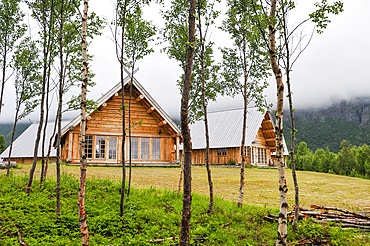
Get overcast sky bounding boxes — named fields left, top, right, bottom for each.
left=0, top=0, right=369, bottom=123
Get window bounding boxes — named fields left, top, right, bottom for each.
left=85, top=135, right=93, bottom=158
left=251, top=148, right=254, bottom=163
left=258, top=148, right=261, bottom=163
left=95, top=136, right=106, bottom=159
left=263, top=149, right=267, bottom=164
left=152, top=138, right=160, bottom=159
left=217, top=148, right=227, bottom=156
left=109, top=137, right=117, bottom=159
left=131, top=137, right=138, bottom=159
left=141, top=138, right=149, bottom=159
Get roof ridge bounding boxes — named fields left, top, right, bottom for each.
left=208, top=106, right=258, bottom=114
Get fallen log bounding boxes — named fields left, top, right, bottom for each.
left=311, top=205, right=370, bottom=221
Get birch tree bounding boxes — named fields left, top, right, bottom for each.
left=220, top=0, right=270, bottom=208
left=0, top=0, right=26, bottom=115
left=79, top=0, right=90, bottom=244
left=122, top=5, right=155, bottom=197
left=25, top=0, right=54, bottom=194
left=162, top=0, right=220, bottom=214
left=179, top=0, right=196, bottom=243
left=7, top=38, right=41, bottom=177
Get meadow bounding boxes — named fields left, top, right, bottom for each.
left=1, top=164, right=370, bottom=245
left=3, top=163, right=369, bottom=212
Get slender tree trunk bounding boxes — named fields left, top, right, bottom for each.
left=119, top=0, right=128, bottom=218
left=179, top=0, right=196, bottom=244
left=44, top=114, right=58, bottom=180
left=41, top=0, right=55, bottom=183
left=119, top=25, right=126, bottom=216
left=79, top=0, right=90, bottom=244
left=177, top=159, right=184, bottom=193
left=238, top=36, right=248, bottom=208
left=0, top=31, right=8, bottom=115
left=269, top=1, right=288, bottom=245
left=282, top=9, right=299, bottom=232
left=56, top=0, right=64, bottom=217
left=197, top=4, right=213, bottom=213
left=40, top=69, right=50, bottom=183
left=7, top=96, right=22, bottom=176
left=127, top=70, right=133, bottom=197
left=26, top=0, right=51, bottom=194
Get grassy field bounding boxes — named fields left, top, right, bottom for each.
left=3, top=163, right=369, bottom=212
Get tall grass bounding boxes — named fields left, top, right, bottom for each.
left=0, top=172, right=368, bottom=245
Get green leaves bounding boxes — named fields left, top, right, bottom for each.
left=12, top=37, right=41, bottom=120
left=309, top=0, right=344, bottom=34
left=123, top=5, right=156, bottom=69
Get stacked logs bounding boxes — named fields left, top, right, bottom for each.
left=263, top=205, right=370, bottom=230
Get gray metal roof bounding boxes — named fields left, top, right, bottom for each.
left=189, top=107, right=289, bottom=155
left=0, top=121, right=69, bottom=159
left=190, top=107, right=265, bottom=149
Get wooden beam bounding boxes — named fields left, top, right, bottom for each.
left=147, top=107, right=154, bottom=114
left=262, top=120, right=272, bottom=124
left=135, top=95, right=144, bottom=102
left=262, top=129, right=274, bottom=134
left=158, top=120, right=167, bottom=127
left=265, top=138, right=276, bottom=142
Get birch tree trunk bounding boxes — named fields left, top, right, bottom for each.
left=118, top=0, right=129, bottom=217
left=127, top=72, right=133, bottom=197
left=282, top=8, right=299, bottom=231
left=56, top=0, right=64, bottom=217
left=120, top=24, right=126, bottom=217
left=238, top=36, right=248, bottom=208
left=7, top=95, right=22, bottom=176
left=0, top=30, right=7, bottom=115
left=179, top=0, right=196, bottom=244
left=79, top=0, right=89, bottom=244
left=197, top=2, right=213, bottom=214
left=269, top=0, right=288, bottom=244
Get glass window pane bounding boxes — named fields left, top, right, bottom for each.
left=152, top=138, right=160, bottom=159
left=141, top=138, right=149, bottom=159
left=95, top=136, right=106, bottom=159
left=85, top=135, right=93, bottom=158
left=131, top=137, right=138, bottom=159
left=109, top=137, right=117, bottom=159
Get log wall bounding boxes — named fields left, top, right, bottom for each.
left=61, top=85, right=178, bottom=165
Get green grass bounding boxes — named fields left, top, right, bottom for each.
left=3, top=164, right=370, bottom=212
left=0, top=173, right=369, bottom=245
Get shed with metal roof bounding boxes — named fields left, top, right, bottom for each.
left=187, top=107, right=288, bottom=167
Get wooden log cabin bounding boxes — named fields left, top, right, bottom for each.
left=60, top=77, right=181, bottom=166
left=185, top=108, right=288, bottom=167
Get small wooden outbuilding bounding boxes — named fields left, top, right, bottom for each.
left=184, top=108, right=288, bottom=167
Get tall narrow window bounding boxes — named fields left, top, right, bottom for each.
left=141, top=138, right=149, bottom=159
left=251, top=148, right=254, bottom=163
left=95, top=136, right=106, bottom=159
left=258, top=148, right=261, bottom=163
left=109, top=137, right=117, bottom=159
left=85, top=135, right=93, bottom=158
left=131, top=137, right=138, bottom=159
left=152, top=138, right=160, bottom=159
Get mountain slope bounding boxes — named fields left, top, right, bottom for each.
left=283, top=97, right=370, bottom=153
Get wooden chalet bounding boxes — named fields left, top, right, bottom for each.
left=184, top=108, right=288, bottom=167
left=1, top=76, right=182, bottom=166
left=60, top=77, right=181, bottom=166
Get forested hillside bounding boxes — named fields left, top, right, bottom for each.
left=284, top=97, right=370, bottom=152
left=0, top=122, right=31, bottom=147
